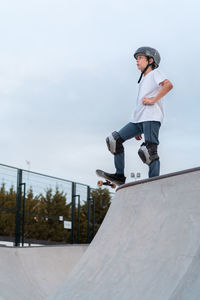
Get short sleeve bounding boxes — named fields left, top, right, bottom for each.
left=153, top=69, right=166, bottom=86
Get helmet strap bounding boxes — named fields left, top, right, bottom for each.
left=138, top=62, right=153, bottom=84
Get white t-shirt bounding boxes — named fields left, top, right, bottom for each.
left=132, top=69, right=166, bottom=124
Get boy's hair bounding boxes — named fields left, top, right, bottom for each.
left=140, top=55, right=156, bottom=70
left=152, top=63, right=156, bottom=70
left=147, top=57, right=156, bottom=70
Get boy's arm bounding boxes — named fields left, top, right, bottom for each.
left=142, top=79, right=173, bottom=105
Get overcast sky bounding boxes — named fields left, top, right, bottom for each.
left=0, top=0, right=199, bottom=188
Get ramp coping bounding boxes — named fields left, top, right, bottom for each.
left=117, top=166, right=200, bottom=192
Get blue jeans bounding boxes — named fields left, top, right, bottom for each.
left=114, top=121, right=161, bottom=178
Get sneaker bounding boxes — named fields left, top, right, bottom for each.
left=104, top=172, right=126, bottom=185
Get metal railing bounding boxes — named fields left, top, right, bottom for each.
left=0, top=163, right=112, bottom=247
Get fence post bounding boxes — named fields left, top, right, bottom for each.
left=87, top=186, right=91, bottom=243
left=21, top=182, right=26, bottom=247
left=71, top=182, right=76, bottom=244
left=77, top=195, right=80, bottom=244
left=15, top=169, right=22, bottom=247
left=92, top=197, right=95, bottom=239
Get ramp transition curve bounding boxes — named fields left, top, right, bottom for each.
left=46, top=167, right=200, bottom=300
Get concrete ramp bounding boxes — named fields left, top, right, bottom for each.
left=0, top=245, right=87, bottom=300
left=46, top=167, right=200, bottom=300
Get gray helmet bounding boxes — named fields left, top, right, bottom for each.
left=134, top=46, right=161, bottom=68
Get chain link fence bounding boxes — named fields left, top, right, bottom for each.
left=0, top=163, right=113, bottom=247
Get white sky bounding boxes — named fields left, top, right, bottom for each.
left=0, top=0, right=199, bottom=187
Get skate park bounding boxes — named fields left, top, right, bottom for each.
left=1, top=166, right=200, bottom=300
left=1, top=0, right=200, bottom=299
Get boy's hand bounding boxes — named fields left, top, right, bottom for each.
left=142, top=97, right=155, bottom=105
left=142, top=80, right=173, bottom=106
left=135, top=135, right=142, bottom=140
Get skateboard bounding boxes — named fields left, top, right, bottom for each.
left=96, top=169, right=117, bottom=189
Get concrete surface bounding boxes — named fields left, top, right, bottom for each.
left=1, top=168, right=200, bottom=300
left=0, top=245, right=88, bottom=300
left=45, top=168, right=200, bottom=300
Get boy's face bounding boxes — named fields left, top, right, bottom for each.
left=136, top=54, right=149, bottom=71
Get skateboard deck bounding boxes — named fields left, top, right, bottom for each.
left=96, top=169, right=118, bottom=189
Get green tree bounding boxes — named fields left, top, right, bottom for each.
left=0, top=184, right=16, bottom=237
left=35, top=187, right=71, bottom=242
left=91, top=187, right=111, bottom=232
left=78, top=187, right=111, bottom=243
left=0, top=183, right=112, bottom=245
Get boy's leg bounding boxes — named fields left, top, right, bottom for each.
left=142, top=121, right=161, bottom=178
left=112, top=122, right=141, bottom=174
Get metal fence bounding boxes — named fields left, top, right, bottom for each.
left=0, top=163, right=112, bottom=247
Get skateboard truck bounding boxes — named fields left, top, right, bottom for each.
left=97, top=179, right=116, bottom=189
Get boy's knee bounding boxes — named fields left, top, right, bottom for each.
left=138, top=142, right=159, bottom=165
left=106, top=131, right=124, bottom=155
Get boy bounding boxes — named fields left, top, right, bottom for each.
left=105, top=46, right=173, bottom=185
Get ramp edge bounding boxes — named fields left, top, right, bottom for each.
left=117, top=166, right=200, bottom=192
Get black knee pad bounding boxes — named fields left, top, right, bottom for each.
left=106, top=131, right=124, bottom=154
left=138, top=142, right=159, bottom=165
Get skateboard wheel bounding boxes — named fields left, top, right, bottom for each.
left=111, top=184, right=116, bottom=189
left=97, top=180, right=103, bottom=187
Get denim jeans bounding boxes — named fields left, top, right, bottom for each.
left=114, top=121, right=161, bottom=178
